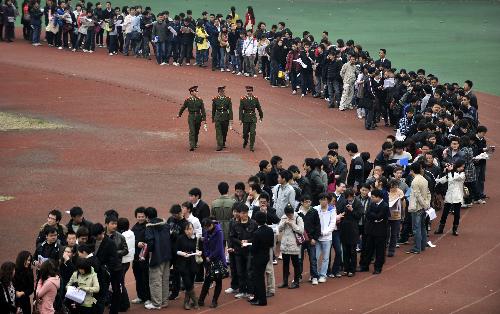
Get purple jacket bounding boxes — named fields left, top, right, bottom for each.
left=203, top=223, right=226, bottom=266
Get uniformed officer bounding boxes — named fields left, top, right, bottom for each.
left=239, top=86, right=263, bottom=152
left=178, top=86, right=207, bottom=151
left=212, top=86, right=233, bottom=151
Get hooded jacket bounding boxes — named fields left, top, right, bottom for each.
left=145, top=218, right=172, bottom=267
left=36, top=276, right=61, bottom=314
left=66, top=268, right=99, bottom=307
left=202, top=223, right=226, bottom=265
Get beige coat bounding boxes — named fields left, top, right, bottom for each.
left=408, top=174, right=431, bottom=212
left=278, top=212, right=304, bottom=255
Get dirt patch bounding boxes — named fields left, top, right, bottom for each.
left=0, top=112, right=68, bottom=131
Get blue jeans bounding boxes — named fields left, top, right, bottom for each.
left=315, top=240, right=331, bottom=278
left=196, top=49, right=208, bottom=65
left=32, top=24, right=41, bottom=43
left=411, top=211, right=427, bottom=252
left=328, top=230, right=342, bottom=275
left=300, top=241, right=319, bottom=279
left=155, top=42, right=165, bottom=64
left=229, top=53, right=239, bottom=71
left=219, top=47, right=227, bottom=69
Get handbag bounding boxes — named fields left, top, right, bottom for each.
left=65, top=286, right=86, bottom=304
left=195, top=36, right=204, bottom=44
left=195, top=238, right=203, bottom=264
left=463, top=186, right=470, bottom=198
left=293, top=216, right=308, bottom=245
left=278, top=70, right=285, bottom=79
left=32, top=297, right=41, bottom=314
left=208, top=260, right=229, bottom=281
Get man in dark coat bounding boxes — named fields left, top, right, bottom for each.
left=339, top=189, right=363, bottom=276
left=189, top=188, right=211, bottom=221
left=250, top=212, right=274, bottom=306
left=66, top=206, right=93, bottom=233
left=144, top=207, right=172, bottom=309
left=91, top=223, right=122, bottom=314
left=346, top=143, right=365, bottom=191
left=358, top=189, right=389, bottom=274
left=131, top=207, right=150, bottom=304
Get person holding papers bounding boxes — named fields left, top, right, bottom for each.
left=277, top=205, right=304, bottom=289
left=387, top=179, right=406, bottom=257
left=175, top=222, right=202, bottom=310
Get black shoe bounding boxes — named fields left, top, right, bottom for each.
left=209, top=301, right=217, bottom=308
left=250, top=301, right=267, bottom=306
left=347, top=272, right=355, bottom=277
left=357, top=267, right=369, bottom=272
left=250, top=147, right=255, bottom=152
left=169, top=294, right=179, bottom=300
left=266, top=292, right=274, bottom=297
left=278, top=282, right=288, bottom=288
left=288, top=282, right=299, bottom=289
left=373, top=269, right=382, bottom=275
left=216, top=147, right=222, bottom=151
left=387, top=252, right=394, bottom=257
left=243, top=142, right=247, bottom=148
left=189, top=147, right=195, bottom=151
left=197, top=300, right=204, bottom=306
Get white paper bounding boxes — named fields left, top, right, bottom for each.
left=65, top=286, right=86, bottom=304
left=242, top=242, right=253, bottom=247
left=473, top=152, right=489, bottom=160
left=426, top=208, right=437, bottom=220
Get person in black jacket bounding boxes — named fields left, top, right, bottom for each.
left=33, top=226, right=63, bottom=275
left=189, top=187, right=210, bottom=282
left=35, top=210, right=67, bottom=246
left=304, top=158, right=325, bottom=206
left=230, top=203, right=258, bottom=299
left=323, top=50, right=343, bottom=108
left=299, top=42, right=314, bottom=97
left=0, top=261, right=17, bottom=314
left=296, top=194, right=321, bottom=284
left=358, top=189, right=389, bottom=274
left=314, top=44, right=326, bottom=98
left=144, top=207, right=172, bottom=310
left=339, top=189, right=363, bottom=276
left=91, top=223, right=121, bottom=314
left=346, top=143, right=365, bottom=192
left=175, top=222, right=201, bottom=310
left=166, top=204, right=188, bottom=300
left=131, top=207, right=150, bottom=304
left=66, top=206, right=93, bottom=234
left=13, top=251, right=34, bottom=314
left=249, top=212, right=274, bottom=306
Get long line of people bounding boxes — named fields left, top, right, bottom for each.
left=1, top=124, right=493, bottom=313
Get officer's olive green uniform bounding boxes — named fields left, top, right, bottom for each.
left=212, top=95, right=233, bottom=149
left=179, top=96, right=206, bottom=149
left=239, top=95, right=263, bottom=150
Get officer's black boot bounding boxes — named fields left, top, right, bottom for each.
left=434, top=223, right=445, bottom=234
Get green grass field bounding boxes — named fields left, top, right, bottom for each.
left=75, top=0, right=500, bottom=95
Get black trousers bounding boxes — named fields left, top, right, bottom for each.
left=198, top=264, right=222, bottom=304
left=360, top=235, right=386, bottom=271
left=229, top=252, right=239, bottom=289
left=180, top=268, right=196, bottom=292
left=440, top=202, right=461, bottom=227
left=119, top=263, right=130, bottom=311
left=342, top=243, right=357, bottom=273
left=170, top=264, right=181, bottom=297
left=235, top=254, right=252, bottom=294
left=132, top=259, right=150, bottom=301
left=282, top=254, right=300, bottom=282
left=195, top=261, right=205, bottom=282
left=252, top=256, right=268, bottom=304
left=109, top=270, right=121, bottom=314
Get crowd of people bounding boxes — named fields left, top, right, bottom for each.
left=0, top=0, right=495, bottom=313
left=0, top=128, right=493, bottom=313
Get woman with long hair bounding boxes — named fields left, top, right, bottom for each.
left=36, top=260, right=60, bottom=314
left=198, top=218, right=226, bottom=308
left=175, top=222, right=201, bottom=310
left=244, top=6, right=255, bottom=32
left=0, top=261, right=18, bottom=313
left=218, top=24, right=229, bottom=71
left=14, top=251, right=34, bottom=314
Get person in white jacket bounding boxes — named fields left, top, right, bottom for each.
left=242, top=29, right=257, bottom=77
left=434, top=160, right=466, bottom=236
left=314, top=193, right=336, bottom=282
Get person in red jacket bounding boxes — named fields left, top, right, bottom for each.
left=244, top=6, right=255, bottom=32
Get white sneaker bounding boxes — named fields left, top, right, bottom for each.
left=278, top=254, right=283, bottom=260
left=232, top=71, right=236, bottom=74
left=89, top=50, right=94, bottom=53
left=253, top=74, right=257, bottom=78
left=234, top=292, right=247, bottom=299
left=109, top=53, right=113, bottom=56
left=58, top=46, right=63, bottom=50
left=272, top=259, right=278, bottom=265
left=131, top=298, right=143, bottom=304
left=160, top=62, right=166, bottom=66
left=318, top=277, right=327, bottom=283
left=225, top=287, right=237, bottom=294
left=144, top=303, right=161, bottom=310
left=186, top=63, right=190, bottom=66
left=312, top=278, right=319, bottom=285
left=358, top=115, right=363, bottom=119
left=292, top=90, right=297, bottom=95
left=226, top=69, right=231, bottom=72
left=82, top=49, right=88, bottom=52
left=144, top=300, right=152, bottom=306
left=237, top=72, right=242, bottom=76
left=221, top=68, right=225, bottom=72
left=244, top=73, right=249, bottom=77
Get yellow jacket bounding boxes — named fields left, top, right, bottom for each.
left=196, top=27, right=209, bottom=50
